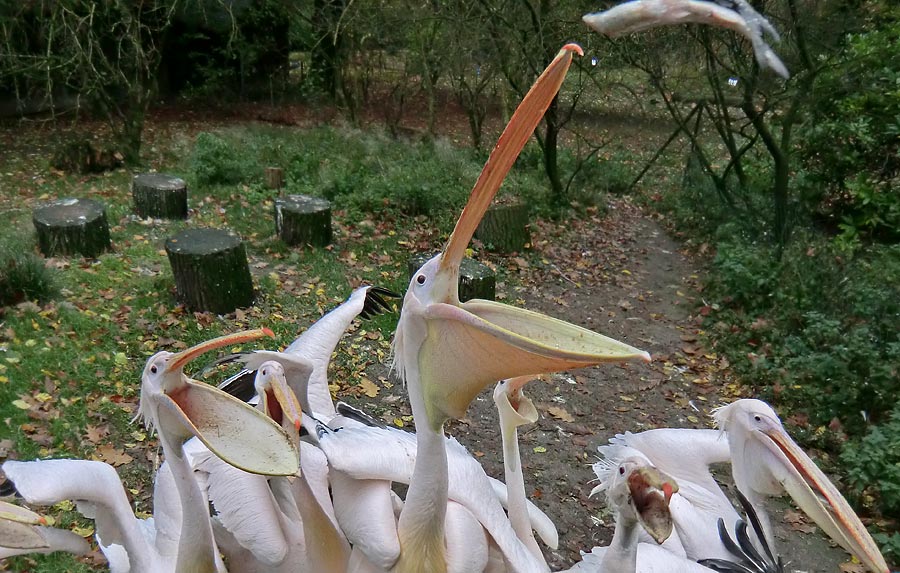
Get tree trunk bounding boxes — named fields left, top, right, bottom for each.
left=543, top=96, right=564, bottom=206
left=132, top=173, right=188, bottom=219
left=475, top=199, right=530, bottom=253
left=165, top=228, right=254, bottom=314
left=32, top=198, right=111, bottom=259
left=274, top=195, right=333, bottom=247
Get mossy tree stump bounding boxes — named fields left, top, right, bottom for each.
left=165, top=228, right=254, bottom=314
left=408, top=253, right=495, bottom=302
left=132, top=173, right=188, bottom=219
left=32, top=198, right=111, bottom=258
left=274, top=195, right=332, bottom=247
left=474, top=198, right=530, bottom=253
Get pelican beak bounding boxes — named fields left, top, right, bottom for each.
left=493, top=376, right=539, bottom=427
left=628, top=466, right=678, bottom=545
left=421, top=300, right=649, bottom=425
left=760, top=426, right=889, bottom=573
left=260, top=366, right=304, bottom=433
left=159, top=329, right=300, bottom=476
left=438, top=43, right=583, bottom=289
left=0, top=501, right=50, bottom=550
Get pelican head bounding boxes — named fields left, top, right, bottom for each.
left=392, top=43, right=650, bottom=431
left=594, top=456, right=678, bottom=544
left=138, top=329, right=299, bottom=477
left=253, top=360, right=303, bottom=434
left=715, top=399, right=889, bottom=573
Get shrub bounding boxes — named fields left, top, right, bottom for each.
left=190, top=132, right=260, bottom=186
left=0, top=248, right=58, bottom=307
left=842, top=404, right=900, bottom=516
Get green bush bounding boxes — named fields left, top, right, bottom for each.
left=706, top=240, right=900, bottom=439
left=798, top=11, right=900, bottom=243
left=190, top=132, right=260, bottom=186
left=842, top=404, right=900, bottom=516
left=0, top=248, right=58, bottom=307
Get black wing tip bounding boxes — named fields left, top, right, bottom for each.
left=359, top=286, right=401, bottom=320
left=336, top=401, right=388, bottom=429
left=217, top=368, right=258, bottom=402
left=0, top=477, right=18, bottom=498
left=699, top=491, right=784, bottom=573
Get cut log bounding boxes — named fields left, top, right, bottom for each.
left=32, top=198, right=111, bottom=258
left=274, top=195, right=332, bottom=247
left=265, top=167, right=285, bottom=190
left=408, top=253, right=495, bottom=302
left=165, top=228, right=254, bottom=314
left=474, top=198, right=530, bottom=253
left=132, top=173, right=188, bottom=219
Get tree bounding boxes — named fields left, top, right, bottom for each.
left=0, top=0, right=183, bottom=165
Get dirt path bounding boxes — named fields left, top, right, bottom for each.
left=352, top=197, right=851, bottom=571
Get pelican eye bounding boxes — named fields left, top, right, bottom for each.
left=754, top=415, right=761, bottom=422
left=150, top=365, right=158, bottom=374
left=619, top=466, right=625, bottom=475
left=416, top=275, right=426, bottom=285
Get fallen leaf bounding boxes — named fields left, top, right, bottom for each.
left=358, top=378, right=379, bottom=398
left=547, top=406, right=574, bottom=423
left=533, top=446, right=547, bottom=454
left=95, top=445, right=133, bottom=467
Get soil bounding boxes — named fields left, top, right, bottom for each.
left=347, top=197, right=853, bottom=572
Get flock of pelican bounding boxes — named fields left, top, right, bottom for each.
left=0, top=1, right=890, bottom=572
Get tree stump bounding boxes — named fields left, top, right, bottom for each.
left=265, top=167, right=285, bottom=190
left=274, top=195, right=332, bottom=247
left=132, top=173, right=188, bottom=219
left=32, top=198, right=111, bottom=258
left=165, top=228, right=254, bottom=314
left=408, top=253, right=495, bottom=302
left=474, top=198, right=530, bottom=253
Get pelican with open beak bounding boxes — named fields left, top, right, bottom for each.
left=390, top=43, right=650, bottom=573
left=138, top=328, right=299, bottom=477
left=714, top=399, right=889, bottom=573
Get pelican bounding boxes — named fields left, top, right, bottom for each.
left=559, top=453, right=717, bottom=572
left=4, top=329, right=299, bottom=572
left=600, top=400, right=889, bottom=573
left=582, top=0, right=789, bottom=78
left=0, top=499, right=90, bottom=559
left=191, top=360, right=350, bottom=572
left=714, top=399, right=889, bottom=573
left=492, top=376, right=553, bottom=567
left=216, top=285, right=399, bottom=421
left=387, top=42, right=650, bottom=573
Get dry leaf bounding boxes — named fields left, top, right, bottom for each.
left=547, top=406, right=574, bottom=423
left=358, top=378, right=379, bottom=398
left=95, top=445, right=133, bottom=467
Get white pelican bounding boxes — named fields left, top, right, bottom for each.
left=493, top=376, right=554, bottom=567
left=388, top=43, right=650, bottom=573
left=559, top=453, right=718, bottom=572
left=3, top=329, right=299, bottom=573
left=600, top=400, right=889, bottom=573
left=714, top=399, right=888, bottom=573
left=582, top=0, right=789, bottom=78
left=216, top=285, right=399, bottom=421
left=191, top=360, right=350, bottom=572
left=0, top=499, right=90, bottom=559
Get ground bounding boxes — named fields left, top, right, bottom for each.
left=347, top=197, right=854, bottom=572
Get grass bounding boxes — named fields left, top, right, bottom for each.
left=0, top=120, right=547, bottom=570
